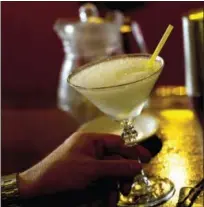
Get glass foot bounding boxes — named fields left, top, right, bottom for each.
left=118, top=176, right=175, bottom=207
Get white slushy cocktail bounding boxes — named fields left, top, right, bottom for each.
left=70, top=56, right=163, bottom=120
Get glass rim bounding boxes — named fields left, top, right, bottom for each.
left=68, top=53, right=164, bottom=91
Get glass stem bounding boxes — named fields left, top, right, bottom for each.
left=121, top=119, right=150, bottom=187
left=137, top=157, right=151, bottom=187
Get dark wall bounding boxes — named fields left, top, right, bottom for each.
left=2, top=2, right=204, bottom=108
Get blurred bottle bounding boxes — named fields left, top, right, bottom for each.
left=54, top=3, right=123, bottom=124
left=54, top=3, right=149, bottom=124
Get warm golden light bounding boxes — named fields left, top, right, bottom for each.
left=155, top=86, right=187, bottom=97
left=87, top=17, right=104, bottom=24
left=165, top=154, right=188, bottom=190
left=143, top=107, right=203, bottom=206
left=160, top=109, right=194, bottom=121
left=120, top=25, right=132, bottom=33
left=189, top=11, right=204, bottom=20
left=171, top=86, right=187, bottom=96
left=155, top=86, right=173, bottom=97
left=119, top=105, right=203, bottom=206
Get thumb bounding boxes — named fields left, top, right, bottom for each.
left=96, top=160, right=142, bottom=178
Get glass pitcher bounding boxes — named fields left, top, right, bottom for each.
left=54, top=6, right=123, bottom=124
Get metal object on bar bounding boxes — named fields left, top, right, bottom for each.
left=182, top=9, right=204, bottom=100
left=176, top=179, right=204, bottom=207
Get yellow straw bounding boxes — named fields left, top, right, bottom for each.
left=148, top=24, right=174, bottom=67
left=116, top=24, right=173, bottom=79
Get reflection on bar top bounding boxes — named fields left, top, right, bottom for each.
left=144, top=107, right=203, bottom=206
left=160, top=109, right=194, bottom=121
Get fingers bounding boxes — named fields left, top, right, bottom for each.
left=96, top=159, right=142, bottom=178
left=136, top=145, right=152, bottom=163
left=84, top=133, right=124, bottom=148
left=104, top=155, right=124, bottom=160
left=117, top=145, right=152, bottom=163
left=82, top=133, right=151, bottom=162
left=104, top=155, right=133, bottom=196
left=80, top=133, right=151, bottom=166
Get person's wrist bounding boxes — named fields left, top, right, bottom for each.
left=18, top=170, right=40, bottom=198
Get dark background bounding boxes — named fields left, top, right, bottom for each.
left=2, top=1, right=204, bottom=108
left=2, top=1, right=204, bottom=177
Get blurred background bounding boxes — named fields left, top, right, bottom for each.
left=2, top=1, right=204, bottom=178
left=2, top=4, right=204, bottom=207
left=2, top=1, right=204, bottom=109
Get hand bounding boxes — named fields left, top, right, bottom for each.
left=18, top=132, right=151, bottom=199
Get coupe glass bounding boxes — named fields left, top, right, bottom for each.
left=68, top=54, right=175, bottom=206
